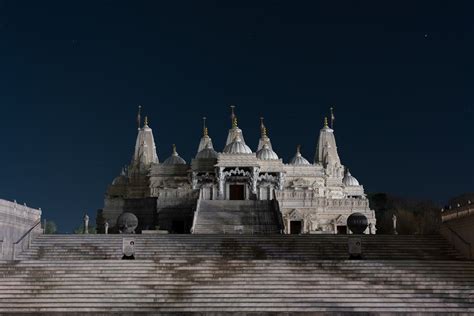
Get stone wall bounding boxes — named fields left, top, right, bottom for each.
left=0, top=199, right=42, bottom=260
left=441, top=203, right=474, bottom=259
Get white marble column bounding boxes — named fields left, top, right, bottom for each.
left=217, top=167, right=225, bottom=200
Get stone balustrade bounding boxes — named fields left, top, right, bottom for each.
left=441, top=202, right=474, bottom=222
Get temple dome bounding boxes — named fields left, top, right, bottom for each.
left=256, top=143, right=279, bottom=160
left=290, top=146, right=310, bottom=165
left=196, top=143, right=218, bottom=159
left=163, top=145, right=187, bottom=165
left=343, top=170, right=359, bottom=186
left=223, top=135, right=252, bottom=154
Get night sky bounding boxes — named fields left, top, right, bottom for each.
left=0, top=1, right=471, bottom=232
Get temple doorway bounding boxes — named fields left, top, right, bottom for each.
left=171, top=220, right=185, bottom=234
left=337, top=225, right=347, bottom=234
left=229, top=184, right=245, bottom=200
left=290, top=221, right=302, bottom=234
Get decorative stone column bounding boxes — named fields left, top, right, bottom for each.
left=251, top=167, right=259, bottom=194
left=278, top=172, right=285, bottom=190
left=191, top=172, right=198, bottom=190
left=217, top=167, right=225, bottom=200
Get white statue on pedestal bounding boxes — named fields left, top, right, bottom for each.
left=83, top=214, right=89, bottom=234
left=392, top=214, right=398, bottom=235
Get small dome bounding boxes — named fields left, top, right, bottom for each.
left=223, top=135, right=252, bottom=154
left=112, top=175, right=127, bottom=185
left=256, top=143, right=279, bottom=160
left=196, top=143, right=218, bottom=159
left=290, top=145, right=310, bottom=165
left=343, top=169, right=360, bottom=186
left=163, top=144, right=187, bottom=165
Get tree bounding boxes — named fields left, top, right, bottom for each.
left=368, top=193, right=441, bottom=235
left=43, top=221, right=57, bottom=234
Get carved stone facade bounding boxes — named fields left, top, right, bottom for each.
left=99, top=110, right=376, bottom=234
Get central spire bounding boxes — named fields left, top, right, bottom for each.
left=314, top=115, right=341, bottom=167
left=230, top=105, right=238, bottom=128
left=131, top=110, right=159, bottom=171
left=225, top=105, right=247, bottom=147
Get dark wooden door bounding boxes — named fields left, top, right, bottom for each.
left=229, top=184, right=245, bottom=200
left=337, top=225, right=347, bottom=234
left=171, top=220, right=185, bottom=234
left=290, top=221, right=302, bottom=234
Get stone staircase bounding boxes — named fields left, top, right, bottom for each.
left=1, top=234, right=473, bottom=314
left=192, top=200, right=281, bottom=234
left=16, top=234, right=463, bottom=260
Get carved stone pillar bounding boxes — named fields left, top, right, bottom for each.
left=191, top=172, right=198, bottom=190
left=217, top=167, right=225, bottom=199
left=278, top=172, right=285, bottom=190
left=251, top=167, right=259, bottom=194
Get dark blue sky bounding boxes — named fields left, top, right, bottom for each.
left=0, top=1, right=471, bottom=232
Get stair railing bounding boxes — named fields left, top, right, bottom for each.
left=12, top=220, right=42, bottom=260
left=440, top=223, right=472, bottom=260
left=190, top=199, right=201, bottom=234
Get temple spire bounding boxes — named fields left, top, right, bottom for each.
left=225, top=105, right=247, bottom=146
left=230, top=105, right=238, bottom=127
left=197, top=116, right=214, bottom=153
left=314, top=116, right=341, bottom=167
left=257, top=116, right=273, bottom=151
left=202, top=117, right=208, bottom=137
left=136, top=105, right=142, bottom=130
left=260, top=117, right=267, bottom=137
left=131, top=113, right=159, bottom=171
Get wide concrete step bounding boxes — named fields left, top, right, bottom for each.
left=15, top=234, right=465, bottom=261
left=0, top=259, right=473, bottom=313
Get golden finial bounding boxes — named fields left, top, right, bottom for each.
left=144, top=116, right=149, bottom=126
left=230, top=105, right=238, bottom=128
left=296, top=144, right=301, bottom=154
left=260, top=117, right=267, bottom=137
left=172, top=144, right=177, bottom=155
left=324, top=116, right=328, bottom=128
left=137, top=105, right=142, bottom=130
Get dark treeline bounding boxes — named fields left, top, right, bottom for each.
left=368, top=193, right=441, bottom=235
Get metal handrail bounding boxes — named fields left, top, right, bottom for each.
left=12, top=220, right=42, bottom=260
left=442, top=223, right=472, bottom=259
